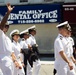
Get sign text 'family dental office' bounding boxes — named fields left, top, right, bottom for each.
left=0, top=4, right=61, bottom=24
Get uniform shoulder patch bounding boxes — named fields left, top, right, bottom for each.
left=60, top=36, right=63, bottom=40
left=22, top=38, right=25, bottom=41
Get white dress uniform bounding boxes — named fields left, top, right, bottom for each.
left=27, top=34, right=41, bottom=75
left=12, top=40, right=25, bottom=75
left=20, top=29, right=31, bottom=75
left=0, top=29, right=14, bottom=75
left=68, top=36, right=76, bottom=71
left=20, top=38, right=29, bottom=74
left=20, top=38, right=34, bottom=75
left=20, top=39, right=28, bottom=49
left=54, top=34, right=76, bottom=75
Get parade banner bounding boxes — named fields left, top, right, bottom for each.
left=0, top=4, right=61, bottom=24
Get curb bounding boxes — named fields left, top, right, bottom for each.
left=40, top=61, right=54, bottom=65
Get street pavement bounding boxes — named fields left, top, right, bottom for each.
left=38, top=61, right=54, bottom=75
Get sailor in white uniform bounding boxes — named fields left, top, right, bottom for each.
left=0, top=3, right=15, bottom=75
left=27, top=25, right=41, bottom=75
left=10, top=29, right=25, bottom=75
left=20, top=29, right=30, bottom=75
left=67, top=28, right=76, bottom=72
left=54, top=21, right=76, bottom=75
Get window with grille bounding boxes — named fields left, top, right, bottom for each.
left=20, top=0, right=28, bottom=2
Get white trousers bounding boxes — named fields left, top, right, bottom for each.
left=27, top=59, right=41, bottom=75
left=0, top=69, right=3, bottom=75
left=56, top=63, right=76, bottom=75
left=73, top=62, right=76, bottom=71
left=0, top=56, right=13, bottom=75
left=13, top=60, right=25, bottom=75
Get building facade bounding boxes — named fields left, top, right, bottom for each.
left=0, top=0, right=76, bottom=5
left=0, top=0, right=76, bottom=55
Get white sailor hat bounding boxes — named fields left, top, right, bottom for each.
left=20, top=29, right=29, bottom=35
left=7, top=21, right=13, bottom=25
left=56, top=21, right=68, bottom=28
left=0, top=21, right=13, bottom=29
left=28, top=25, right=36, bottom=34
left=0, top=21, right=13, bottom=26
left=0, top=21, right=9, bottom=28
left=56, top=21, right=72, bottom=31
left=20, top=29, right=29, bottom=38
left=10, top=29, right=19, bottom=37
left=28, top=25, right=36, bottom=30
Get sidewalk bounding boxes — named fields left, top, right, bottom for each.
left=33, top=61, right=54, bottom=75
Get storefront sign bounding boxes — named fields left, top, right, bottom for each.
left=0, top=4, right=61, bottom=24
